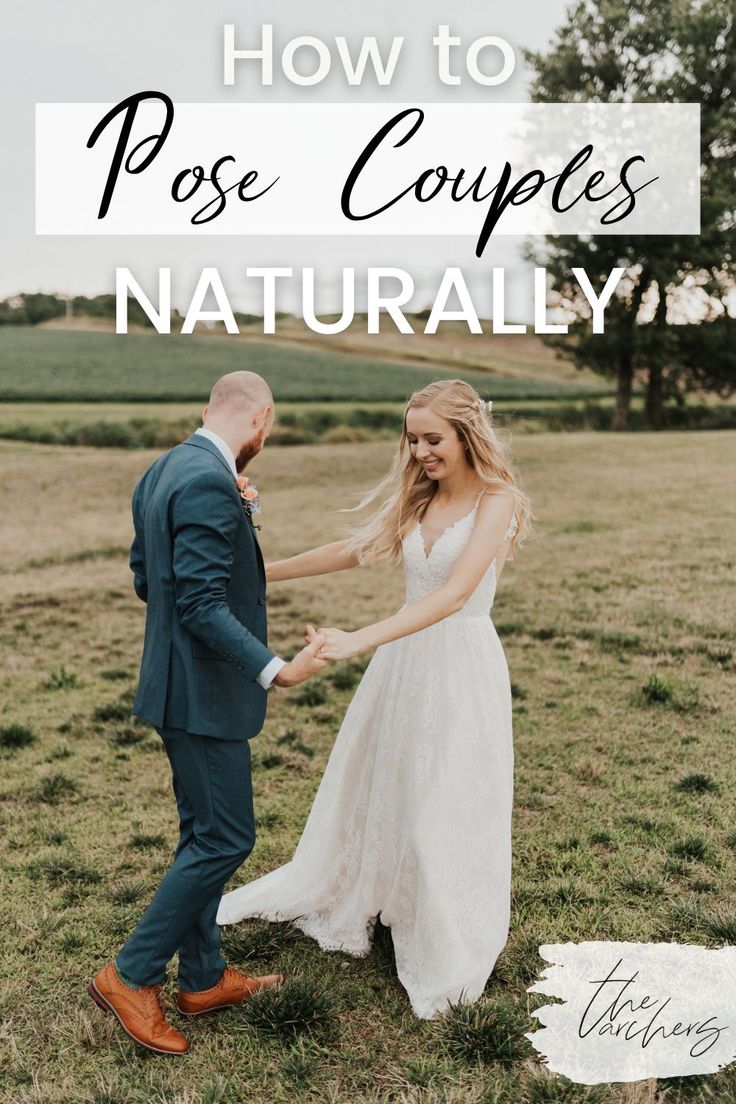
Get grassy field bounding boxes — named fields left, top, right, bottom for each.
left=37, top=314, right=602, bottom=388
left=0, top=328, right=610, bottom=404
left=1, top=432, right=735, bottom=1104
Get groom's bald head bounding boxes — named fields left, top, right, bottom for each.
left=208, top=371, right=273, bottom=413
left=202, top=371, right=275, bottom=471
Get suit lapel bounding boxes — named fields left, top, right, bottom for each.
left=251, top=525, right=266, bottom=582
left=241, top=504, right=265, bottom=579
left=183, top=433, right=235, bottom=479
left=183, top=434, right=265, bottom=581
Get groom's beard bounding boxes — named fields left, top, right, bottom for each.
left=235, top=429, right=266, bottom=472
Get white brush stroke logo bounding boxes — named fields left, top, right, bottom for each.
left=526, top=942, right=736, bottom=1085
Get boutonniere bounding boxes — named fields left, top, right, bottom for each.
left=235, top=476, right=262, bottom=530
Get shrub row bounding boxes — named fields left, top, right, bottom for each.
left=2, top=400, right=734, bottom=450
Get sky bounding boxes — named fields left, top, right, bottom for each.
left=2, top=0, right=573, bottom=318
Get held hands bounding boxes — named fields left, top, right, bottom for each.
left=273, top=617, right=363, bottom=689
left=273, top=634, right=327, bottom=687
left=305, top=623, right=366, bottom=662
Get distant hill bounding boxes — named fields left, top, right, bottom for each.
left=35, top=307, right=599, bottom=389
left=0, top=327, right=610, bottom=403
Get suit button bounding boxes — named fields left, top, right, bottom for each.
left=258, top=595, right=267, bottom=605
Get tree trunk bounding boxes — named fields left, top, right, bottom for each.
left=611, top=351, right=634, bottom=431
left=645, top=362, right=664, bottom=429
left=610, top=267, right=651, bottom=431
left=645, top=279, right=667, bottom=430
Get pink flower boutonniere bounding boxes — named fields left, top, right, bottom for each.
left=235, top=476, right=262, bottom=530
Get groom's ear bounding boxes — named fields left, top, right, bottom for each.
left=253, top=404, right=273, bottom=431
left=201, top=404, right=209, bottom=422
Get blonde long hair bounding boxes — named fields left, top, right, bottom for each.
left=345, top=379, right=533, bottom=564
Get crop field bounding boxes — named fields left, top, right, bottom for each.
left=0, top=431, right=735, bottom=1104
left=0, top=328, right=610, bottom=404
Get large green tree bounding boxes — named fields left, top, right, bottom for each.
left=525, top=0, right=735, bottom=429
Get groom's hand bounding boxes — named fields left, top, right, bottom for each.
left=273, top=634, right=327, bottom=688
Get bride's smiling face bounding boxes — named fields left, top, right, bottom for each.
left=405, top=407, right=467, bottom=481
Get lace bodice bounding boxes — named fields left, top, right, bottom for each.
left=402, top=506, right=518, bottom=619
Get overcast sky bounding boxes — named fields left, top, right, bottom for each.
left=2, top=0, right=572, bottom=317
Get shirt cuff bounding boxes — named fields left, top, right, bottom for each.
left=257, top=656, right=286, bottom=689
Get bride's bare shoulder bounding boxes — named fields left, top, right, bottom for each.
left=477, top=487, right=515, bottom=518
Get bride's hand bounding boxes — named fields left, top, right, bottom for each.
left=313, top=626, right=365, bottom=661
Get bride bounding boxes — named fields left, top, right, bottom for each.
left=217, top=378, right=531, bottom=1019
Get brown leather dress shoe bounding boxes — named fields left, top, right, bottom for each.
left=88, top=963, right=189, bottom=1055
left=176, top=965, right=283, bottom=1016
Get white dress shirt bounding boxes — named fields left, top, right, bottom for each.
left=193, top=427, right=285, bottom=689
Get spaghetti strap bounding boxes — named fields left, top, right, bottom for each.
left=505, top=513, right=519, bottom=540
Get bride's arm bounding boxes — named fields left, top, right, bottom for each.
left=267, top=540, right=359, bottom=582
left=316, top=493, right=515, bottom=659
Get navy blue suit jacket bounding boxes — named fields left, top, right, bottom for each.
left=130, top=433, right=275, bottom=740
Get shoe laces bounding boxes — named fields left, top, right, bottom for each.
left=147, top=985, right=179, bottom=1037
left=225, top=965, right=252, bottom=984
left=142, top=983, right=166, bottom=1016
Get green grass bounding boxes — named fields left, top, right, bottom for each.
left=0, top=431, right=735, bottom=1103
left=45, top=665, right=81, bottom=691
left=0, top=328, right=603, bottom=403
left=435, top=996, right=530, bottom=1064
left=0, top=723, right=36, bottom=750
left=238, top=976, right=338, bottom=1041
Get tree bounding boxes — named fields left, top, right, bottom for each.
left=525, top=0, right=735, bottom=429
left=19, top=293, right=65, bottom=326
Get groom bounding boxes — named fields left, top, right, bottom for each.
left=89, top=371, right=326, bottom=1055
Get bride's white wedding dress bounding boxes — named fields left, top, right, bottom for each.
left=217, top=502, right=518, bottom=1018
